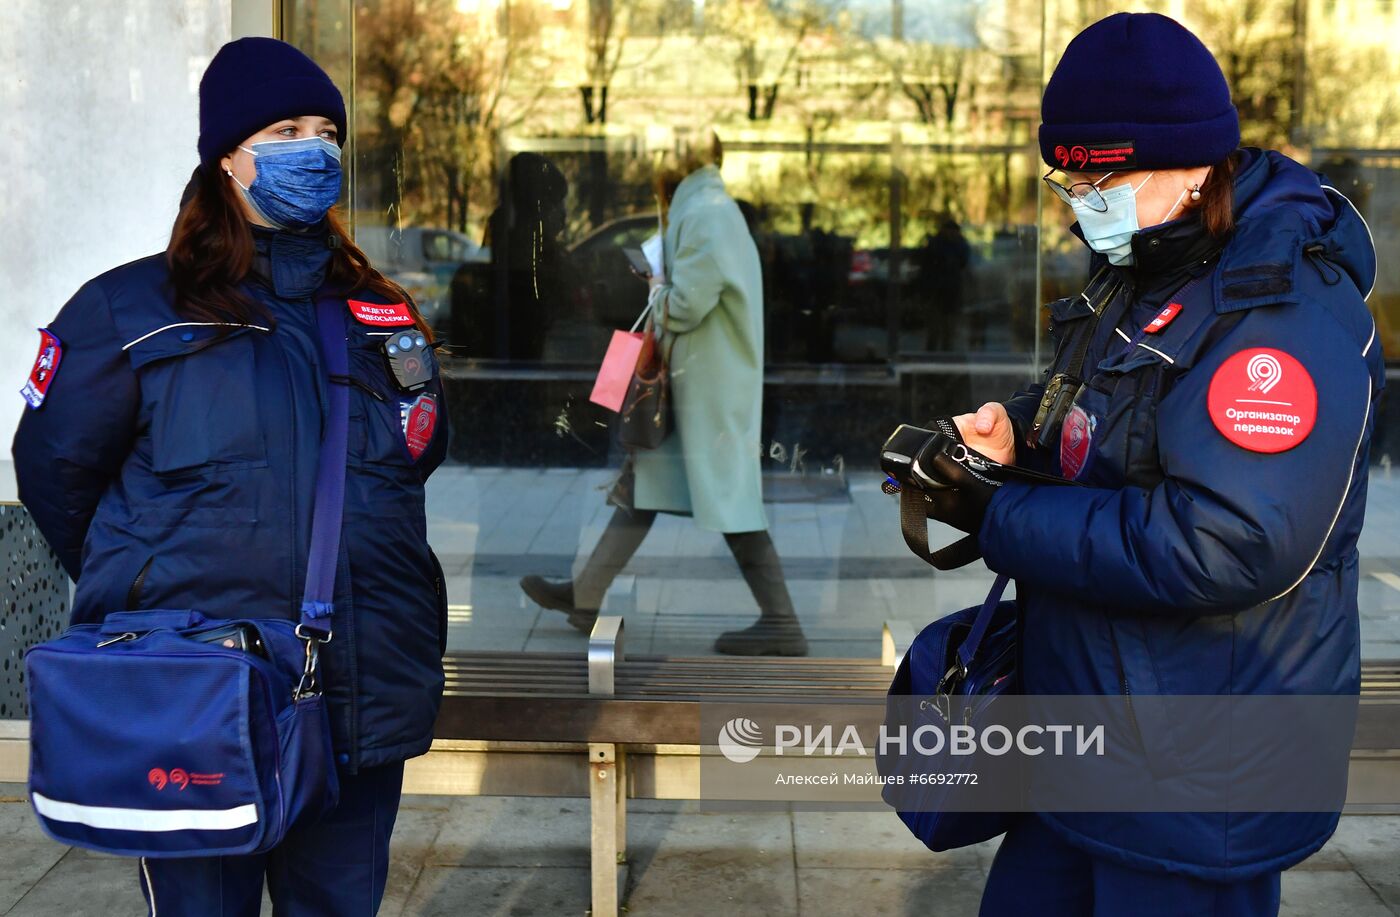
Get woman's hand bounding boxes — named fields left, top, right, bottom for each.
left=952, top=402, right=1016, bottom=466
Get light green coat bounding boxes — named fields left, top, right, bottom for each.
left=632, top=167, right=768, bottom=533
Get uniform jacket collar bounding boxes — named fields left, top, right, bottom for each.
left=251, top=224, right=334, bottom=300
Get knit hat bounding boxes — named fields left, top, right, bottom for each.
left=1039, top=13, right=1239, bottom=172
left=197, top=37, right=347, bottom=166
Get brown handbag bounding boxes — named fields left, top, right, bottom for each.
left=618, top=292, right=675, bottom=450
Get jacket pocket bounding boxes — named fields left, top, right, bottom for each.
left=429, top=548, right=448, bottom=657
left=1106, top=614, right=1186, bottom=779
left=138, top=335, right=268, bottom=474
left=346, top=333, right=439, bottom=469
left=125, top=555, right=154, bottom=611
left=1074, top=354, right=1170, bottom=488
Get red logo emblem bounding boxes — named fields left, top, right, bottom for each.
left=404, top=394, right=439, bottom=460
left=21, top=328, right=63, bottom=409
left=347, top=300, right=414, bottom=326
left=1060, top=404, right=1096, bottom=480
left=1207, top=349, right=1317, bottom=453
left=147, top=767, right=223, bottom=790
left=1144, top=302, right=1183, bottom=334
left=1055, top=145, right=1090, bottom=168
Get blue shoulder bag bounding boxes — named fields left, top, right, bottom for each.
left=877, top=574, right=1021, bottom=851
left=24, top=297, right=350, bottom=858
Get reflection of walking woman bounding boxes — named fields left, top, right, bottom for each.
left=522, top=134, right=807, bottom=656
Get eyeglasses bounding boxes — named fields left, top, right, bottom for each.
left=1042, top=169, right=1113, bottom=213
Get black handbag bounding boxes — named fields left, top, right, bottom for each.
left=618, top=292, right=675, bottom=450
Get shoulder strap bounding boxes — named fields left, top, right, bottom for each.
left=956, top=574, right=1011, bottom=674
left=298, top=297, right=350, bottom=639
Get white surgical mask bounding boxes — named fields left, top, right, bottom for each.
left=1070, top=171, right=1156, bottom=266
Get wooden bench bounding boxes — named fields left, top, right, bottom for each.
left=420, top=616, right=901, bottom=916
left=4, top=620, right=1399, bottom=917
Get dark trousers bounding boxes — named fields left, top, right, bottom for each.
left=140, top=762, right=405, bottom=917
left=980, top=815, right=1281, bottom=917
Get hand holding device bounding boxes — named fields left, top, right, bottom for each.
left=952, top=403, right=1016, bottom=465
left=623, top=247, right=652, bottom=280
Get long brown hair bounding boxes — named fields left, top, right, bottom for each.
left=167, top=164, right=432, bottom=337
left=1194, top=150, right=1240, bottom=240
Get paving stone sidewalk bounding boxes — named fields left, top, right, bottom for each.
left=0, top=787, right=1396, bottom=916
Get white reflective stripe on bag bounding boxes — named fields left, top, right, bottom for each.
left=32, top=792, right=259, bottom=833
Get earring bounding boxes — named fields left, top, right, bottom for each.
left=1189, top=184, right=1202, bottom=202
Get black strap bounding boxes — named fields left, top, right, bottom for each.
left=899, top=487, right=982, bottom=570
left=1064, top=265, right=1122, bottom=381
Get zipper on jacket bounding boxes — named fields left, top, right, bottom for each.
left=1105, top=621, right=1141, bottom=741
left=125, top=557, right=154, bottom=611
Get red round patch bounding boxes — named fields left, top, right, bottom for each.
left=1060, top=404, right=1096, bottom=480
left=1207, top=348, right=1317, bottom=453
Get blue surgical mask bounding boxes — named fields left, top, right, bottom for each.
left=229, top=137, right=343, bottom=230
left=1070, top=171, right=1156, bottom=266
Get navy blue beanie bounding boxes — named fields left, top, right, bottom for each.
left=1040, top=13, right=1239, bottom=172
left=198, top=37, right=347, bottom=166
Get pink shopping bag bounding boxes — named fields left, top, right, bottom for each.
left=589, top=329, right=646, bottom=412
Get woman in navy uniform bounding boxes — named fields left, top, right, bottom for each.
left=931, top=14, right=1382, bottom=916
left=12, top=39, right=448, bottom=916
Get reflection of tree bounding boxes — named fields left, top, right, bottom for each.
left=900, top=2, right=991, bottom=127
left=708, top=0, right=837, bottom=120
left=580, top=0, right=672, bottom=123
left=1192, top=0, right=1299, bottom=148
left=355, top=0, right=556, bottom=232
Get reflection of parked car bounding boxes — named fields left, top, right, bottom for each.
left=569, top=216, right=657, bottom=329
left=355, top=226, right=488, bottom=330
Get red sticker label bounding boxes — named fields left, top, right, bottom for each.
left=348, top=300, right=414, bottom=326
left=20, top=328, right=63, bottom=409
left=1060, top=404, right=1096, bottom=480
left=404, top=394, right=439, bottom=460
left=1207, top=348, right=1317, bottom=453
left=1144, top=302, right=1183, bottom=334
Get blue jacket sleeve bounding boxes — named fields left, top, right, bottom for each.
left=979, top=301, right=1376, bottom=614
left=12, top=280, right=139, bottom=579
left=1003, top=384, right=1044, bottom=466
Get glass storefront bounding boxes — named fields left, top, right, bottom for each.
left=284, top=0, right=1400, bottom=659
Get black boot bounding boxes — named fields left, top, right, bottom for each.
left=715, top=531, right=808, bottom=656
left=519, top=576, right=598, bottom=633
left=520, top=508, right=657, bottom=634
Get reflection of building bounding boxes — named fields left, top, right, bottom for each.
left=294, top=0, right=1400, bottom=368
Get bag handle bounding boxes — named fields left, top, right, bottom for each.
left=956, top=574, right=1011, bottom=675
left=630, top=289, right=661, bottom=333
left=297, top=297, right=351, bottom=644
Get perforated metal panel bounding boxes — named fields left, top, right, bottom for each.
left=0, top=504, right=68, bottom=719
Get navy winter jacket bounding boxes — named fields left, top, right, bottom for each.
left=13, top=226, right=450, bottom=772
left=983, top=149, right=1383, bottom=879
